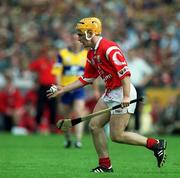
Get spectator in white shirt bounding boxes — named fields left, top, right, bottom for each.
left=127, top=47, right=153, bottom=131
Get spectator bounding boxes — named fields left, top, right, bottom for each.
left=0, top=71, right=24, bottom=133
left=18, top=84, right=38, bottom=133
left=127, top=47, right=153, bottom=131
left=29, top=45, right=57, bottom=133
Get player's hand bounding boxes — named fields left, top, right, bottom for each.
left=121, top=97, right=130, bottom=108
left=56, top=119, right=72, bottom=131
left=46, top=84, right=64, bottom=99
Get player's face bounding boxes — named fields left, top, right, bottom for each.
left=77, top=31, right=92, bottom=48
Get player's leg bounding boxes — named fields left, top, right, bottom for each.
left=72, top=88, right=87, bottom=148
left=89, top=98, right=113, bottom=172
left=109, top=113, right=167, bottom=168
left=105, top=84, right=166, bottom=168
left=109, top=113, right=147, bottom=145
left=59, top=93, right=72, bottom=148
left=73, top=99, right=87, bottom=148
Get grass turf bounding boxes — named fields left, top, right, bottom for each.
left=0, top=133, right=180, bottom=178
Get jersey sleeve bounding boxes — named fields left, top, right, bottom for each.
left=105, top=45, right=131, bottom=80
left=79, top=58, right=99, bottom=85
left=51, top=53, right=63, bottom=76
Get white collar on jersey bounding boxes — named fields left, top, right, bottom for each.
left=94, top=37, right=103, bottom=51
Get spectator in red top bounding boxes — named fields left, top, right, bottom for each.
left=29, top=45, right=57, bottom=133
left=18, top=83, right=38, bottom=133
left=0, top=71, right=24, bottom=131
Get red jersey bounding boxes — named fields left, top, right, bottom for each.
left=79, top=37, right=131, bottom=89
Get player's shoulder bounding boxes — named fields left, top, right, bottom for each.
left=100, top=38, right=120, bottom=51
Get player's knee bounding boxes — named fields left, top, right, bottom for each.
left=110, top=132, right=124, bottom=143
left=89, top=120, right=101, bottom=133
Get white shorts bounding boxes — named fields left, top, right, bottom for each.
left=101, top=83, right=137, bottom=115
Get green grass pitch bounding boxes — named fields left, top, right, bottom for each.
left=0, top=134, right=180, bottom=178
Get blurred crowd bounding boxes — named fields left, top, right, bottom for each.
left=0, top=0, right=179, bottom=135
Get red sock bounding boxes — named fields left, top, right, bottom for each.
left=99, top=157, right=111, bottom=168
left=146, top=138, right=158, bottom=150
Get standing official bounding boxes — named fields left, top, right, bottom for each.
left=29, top=46, right=57, bottom=133
left=127, top=47, right=153, bottom=131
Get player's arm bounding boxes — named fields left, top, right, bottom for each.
left=91, top=77, right=101, bottom=99
left=106, top=45, right=131, bottom=107
left=121, top=76, right=131, bottom=107
left=47, top=56, right=99, bottom=99
left=62, top=79, right=84, bottom=93
left=78, top=56, right=99, bottom=85
left=47, top=79, right=84, bottom=99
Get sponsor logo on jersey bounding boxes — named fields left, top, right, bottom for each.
left=118, top=66, right=129, bottom=77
